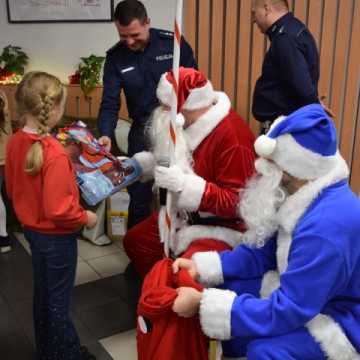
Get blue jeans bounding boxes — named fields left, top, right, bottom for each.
left=24, top=229, right=81, bottom=360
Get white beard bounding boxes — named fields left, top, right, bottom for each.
left=239, top=158, right=287, bottom=248
left=146, top=106, right=193, bottom=173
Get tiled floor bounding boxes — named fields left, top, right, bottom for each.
left=16, top=232, right=130, bottom=286
left=100, top=330, right=137, bottom=360
left=0, top=233, right=139, bottom=360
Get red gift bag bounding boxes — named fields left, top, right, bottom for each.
left=137, top=258, right=209, bottom=360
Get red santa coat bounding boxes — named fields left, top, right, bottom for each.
left=124, top=92, right=255, bottom=277
left=137, top=258, right=209, bottom=360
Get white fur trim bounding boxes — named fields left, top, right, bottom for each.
left=182, top=81, right=216, bottom=110
left=177, top=173, right=206, bottom=211
left=175, top=113, right=185, bottom=127
left=156, top=73, right=216, bottom=111
left=192, top=251, right=224, bottom=287
left=268, top=114, right=287, bottom=130
left=254, top=135, right=277, bottom=157
left=276, top=153, right=349, bottom=233
left=260, top=270, right=280, bottom=298
left=306, top=314, right=360, bottom=360
left=132, top=151, right=155, bottom=176
left=185, top=92, right=231, bottom=151
left=172, top=224, right=243, bottom=256
left=276, top=229, right=292, bottom=273
left=156, top=72, right=173, bottom=106
left=272, top=134, right=339, bottom=180
left=200, top=288, right=236, bottom=340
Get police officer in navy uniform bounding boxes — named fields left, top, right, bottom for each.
left=97, top=0, right=197, bottom=229
left=251, top=0, right=320, bottom=133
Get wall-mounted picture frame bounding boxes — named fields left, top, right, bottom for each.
left=6, top=0, right=114, bottom=24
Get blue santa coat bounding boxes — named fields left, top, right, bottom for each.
left=197, top=160, right=360, bottom=359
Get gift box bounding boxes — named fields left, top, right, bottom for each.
left=54, top=121, right=141, bottom=206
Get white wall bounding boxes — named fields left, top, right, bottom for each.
left=0, top=0, right=176, bottom=82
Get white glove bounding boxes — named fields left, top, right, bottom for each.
left=132, top=151, right=156, bottom=176
left=155, top=165, right=185, bottom=192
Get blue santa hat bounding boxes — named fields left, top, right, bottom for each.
left=254, top=104, right=339, bottom=180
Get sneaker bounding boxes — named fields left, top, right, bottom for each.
left=89, top=234, right=112, bottom=246
left=80, top=345, right=96, bottom=360
left=0, top=235, right=11, bottom=254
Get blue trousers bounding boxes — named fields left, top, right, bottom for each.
left=127, top=180, right=153, bottom=229
left=25, top=229, right=81, bottom=360
left=127, top=125, right=153, bottom=229
left=220, top=277, right=326, bottom=360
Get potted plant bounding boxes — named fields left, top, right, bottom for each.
left=0, top=45, right=29, bottom=84
left=77, top=54, right=105, bottom=98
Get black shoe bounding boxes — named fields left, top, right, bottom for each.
left=0, top=235, right=11, bottom=254
left=80, top=345, right=96, bottom=360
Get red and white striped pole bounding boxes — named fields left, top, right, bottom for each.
left=163, top=0, right=183, bottom=257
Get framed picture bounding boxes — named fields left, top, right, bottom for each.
left=6, top=0, right=114, bottom=23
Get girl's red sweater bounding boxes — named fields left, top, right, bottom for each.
left=5, top=129, right=87, bottom=234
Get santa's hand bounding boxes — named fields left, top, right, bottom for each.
left=172, top=258, right=198, bottom=279
left=155, top=165, right=185, bottom=192
left=172, top=287, right=202, bottom=318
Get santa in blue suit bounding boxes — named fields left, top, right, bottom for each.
left=172, top=104, right=360, bottom=360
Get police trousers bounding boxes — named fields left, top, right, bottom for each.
left=127, top=124, right=153, bottom=229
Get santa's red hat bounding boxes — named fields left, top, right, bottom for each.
left=156, top=67, right=216, bottom=112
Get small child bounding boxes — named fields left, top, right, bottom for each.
left=5, top=72, right=97, bottom=360
left=0, top=90, right=12, bottom=253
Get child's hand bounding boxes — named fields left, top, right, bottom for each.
left=85, top=210, right=98, bottom=229
left=98, top=136, right=112, bottom=152
left=172, top=258, right=198, bottom=279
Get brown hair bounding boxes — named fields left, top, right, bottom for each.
left=15, top=71, right=64, bottom=175
left=114, top=0, right=148, bottom=26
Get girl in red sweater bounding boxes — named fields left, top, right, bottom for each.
left=5, top=72, right=97, bottom=360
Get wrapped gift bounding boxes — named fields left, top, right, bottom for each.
left=54, top=121, right=141, bottom=206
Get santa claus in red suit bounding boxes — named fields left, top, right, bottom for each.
left=126, top=67, right=256, bottom=278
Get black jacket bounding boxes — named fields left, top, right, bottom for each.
left=97, top=28, right=197, bottom=142
left=252, top=13, right=320, bottom=123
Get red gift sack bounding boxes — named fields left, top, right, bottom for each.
left=137, top=258, right=209, bottom=360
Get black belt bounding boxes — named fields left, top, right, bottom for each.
left=187, top=212, right=239, bottom=226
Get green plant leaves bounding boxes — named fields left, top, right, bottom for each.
left=0, top=45, right=29, bottom=75
left=78, top=54, right=105, bottom=97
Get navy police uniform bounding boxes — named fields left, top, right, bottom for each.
left=98, top=28, right=197, bottom=228
left=252, top=13, right=320, bottom=130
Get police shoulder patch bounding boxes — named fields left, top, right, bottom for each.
left=158, top=30, right=174, bottom=39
